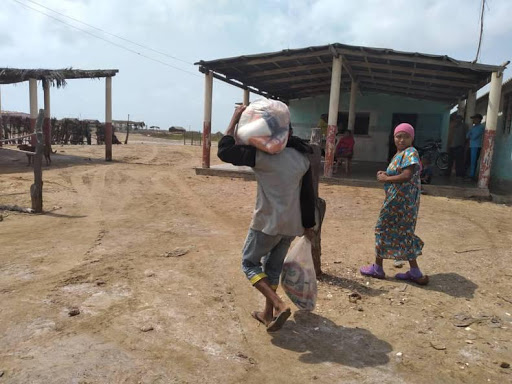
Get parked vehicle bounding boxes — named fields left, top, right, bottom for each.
left=417, top=140, right=449, bottom=170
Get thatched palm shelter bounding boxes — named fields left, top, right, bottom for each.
left=196, top=43, right=508, bottom=189
left=0, top=67, right=119, bottom=160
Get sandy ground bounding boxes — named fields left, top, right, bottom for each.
left=1, top=134, right=512, bottom=384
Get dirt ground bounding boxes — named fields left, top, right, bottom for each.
left=1, top=134, right=511, bottom=384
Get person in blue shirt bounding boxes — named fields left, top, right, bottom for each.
left=466, top=114, right=485, bottom=179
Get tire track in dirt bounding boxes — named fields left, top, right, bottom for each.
left=150, top=159, right=266, bottom=372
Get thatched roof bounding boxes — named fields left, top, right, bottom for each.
left=0, top=68, right=119, bottom=87
left=196, top=43, right=508, bottom=104
left=0, top=111, right=31, bottom=118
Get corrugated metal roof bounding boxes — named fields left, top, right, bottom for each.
left=196, top=43, right=508, bottom=104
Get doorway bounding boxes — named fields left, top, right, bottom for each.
left=388, top=113, right=418, bottom=162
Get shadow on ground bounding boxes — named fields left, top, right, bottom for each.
left=0, top=150, right=112, bottom=175
left=270, top=311, right=392, bottom=367
left=319, top=273, right=388, bottom=297
left=44, top=211, right=87, bottom=219
left=419, top=272, right=478, bottom=298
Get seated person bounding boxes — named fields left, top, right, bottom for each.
left=317, top=114, right=328, bottom=138
left=334, top=130, right=355, bottom=175
left=420, top=156, right=433, bottom=184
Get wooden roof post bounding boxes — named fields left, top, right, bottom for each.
left=43, top=80, right=51, bottom=149
left=348, top=80, right=358, bottom=132
left=324, top=56, right=342, bottom=177
left=457, top=99, right=466, bottom=118
left=29, top=78, right=38, bottom=146
left=31, top=109, right=44, bottom=213
left=105, top=76, right=113, bottom=161
left=243, top=89, right=250, bottom=106
left=309, top=127, right=326, bottom=276
left=465, top=90, right=477, bottom=129
left=478, top=71, right=503, bottom=189
left=202, top=70, right=213, bottom=168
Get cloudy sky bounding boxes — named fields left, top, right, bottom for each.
left=1, top=0, right=511, bottom=132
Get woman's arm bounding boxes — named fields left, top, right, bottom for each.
left=377, top=166, right=414, bottom=183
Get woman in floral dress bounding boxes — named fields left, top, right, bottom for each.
left=360, top=123, right=429, bottom=285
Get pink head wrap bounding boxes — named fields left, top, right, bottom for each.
left=394, top=123, right=415, bottom=140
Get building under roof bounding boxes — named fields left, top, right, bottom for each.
left=196, top=43, right=507, bottom=105
left=196, top=42, right=509, bottom=191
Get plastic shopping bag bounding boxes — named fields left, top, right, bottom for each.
left=281, top=237, right=317, bottom=311
left=235, top=98, right=290, bottom=154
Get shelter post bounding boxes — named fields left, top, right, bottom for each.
left=457, top=99, right=465, bottom=118
left=31, top=109, right=44, bottom=213
left=29, top=78, right=38, bottom=146
left=43, top=80, right=51, bottom=149
left=465, top=90, right=476, bottom=128
left=202, top=71, right=213, bottom=168
left=324, top=56, right=342, bottom=177
left=243, top=89, right=250, bottom=106
left=478, top=71, right=503, bottom=189
left=105, top=76, right=112, bottom=161
left=348, top=80, right=358, bottom=132
left=309, top=127, right=326, bottom=276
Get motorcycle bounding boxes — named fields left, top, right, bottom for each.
left=417, top=140, right=449, bottom=171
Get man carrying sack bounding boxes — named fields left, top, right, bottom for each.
left=218, top=103, right=316, bottom=332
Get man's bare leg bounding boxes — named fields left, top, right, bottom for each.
left=253, top=278, right=289, bottom=322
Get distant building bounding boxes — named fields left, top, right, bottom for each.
left=169, top=126, right=186, bottom=133
left=113, top=120, right=145, bottom=131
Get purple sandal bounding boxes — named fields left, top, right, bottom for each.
left=395, top=270, right=429, bottom=285
left=360, top=264, right=386, bottom=279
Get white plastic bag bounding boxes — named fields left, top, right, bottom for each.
left=235, top=98, right=290, bottom=154
left=281, top=237, right=317, bottom=311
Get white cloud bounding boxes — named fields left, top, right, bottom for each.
left=0, top=0, right=511, bottom=133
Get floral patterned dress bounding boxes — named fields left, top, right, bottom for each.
left=375, top=147, right=424, bottom=260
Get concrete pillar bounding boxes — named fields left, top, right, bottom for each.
left=348, top=80, right=358, bottom=132
left=105, top=76, right=112, bottom=161
left=202, top=71, right=213, bottom=168
left=324, top=56, right=342, bottom=177
left=243, top=89, right=250, bottom=106
left=43, top=80, right=51, bottom=148
left=478, top=71, right=503, bottom=189
left=457, top=99, right=465, bottom=118
left=465, top=90, right=476, bottom=128
left=29, top=79, right=38, bottom=145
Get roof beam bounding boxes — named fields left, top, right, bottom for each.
left=245, top=62, right=331, bottom=79
left=360, top=78, right=466, bottom=95
left=257, top=72, right=331, bottom=85
left=349, top=61, right=480, bottom=81
left=363, top=55, right=375, bottom=83
left=353, top=70, right=475, bottom=88
left=340, top=55, right=357, bottom=83
left=332, top=46, right=504, bottom=72
left=361, top=84, right=455, bottom=102
left=266, top=80, right=350, bottom=94
left=360, top=83, right=462, bottom=101
left=203, top=70, right=285, bottom=101
left=208, top=49, right=333, bottom=69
